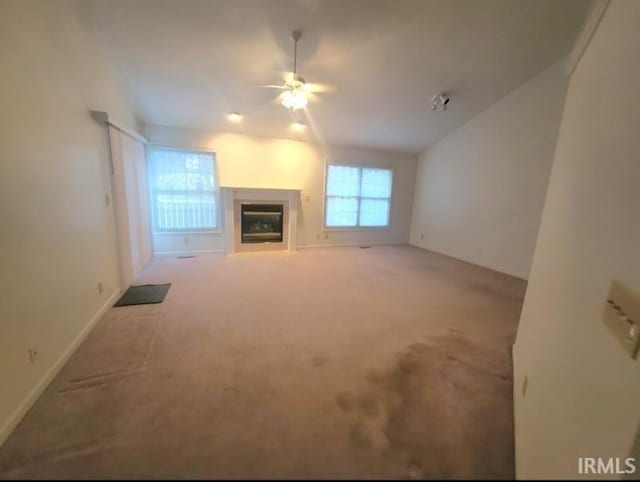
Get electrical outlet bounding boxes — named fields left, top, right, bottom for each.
left=420, top=233, right=424, bottom=240
left=184, top=237, right=189, bottom=246
left=603, top=280, right=640, bottom=359
left=315, top=233, right=320, bottom=240
left=305, top=195, right=310, bottom=203
left=324, top=233, right=329, bottom=240
left=98, top=282, right=103, bottom=295
left=104, top=193, right=110, bottom=206
left=28, top=346, right=39, bottom=365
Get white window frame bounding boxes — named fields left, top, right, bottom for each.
left=146, top=144, right=221, bottom=235
left=322, top=162, right=394, bottom=231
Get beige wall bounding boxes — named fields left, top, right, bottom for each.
left=144, top=125, right=418, bottom=254
left=0, top=0, right=138, bottom=443
left=513, top=0, right=640, bottom=478
left=409, top=61, right=568, bottom=279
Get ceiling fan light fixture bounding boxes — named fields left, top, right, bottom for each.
left=227, top=111, right=242, bottom=123
left=281, top=88, right=308, bottom=111
left=280, top=30, right=310, bottom=111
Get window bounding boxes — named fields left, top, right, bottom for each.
left=147, top=147, right=218, bottom=232
left=325, top=164, right=393, bottom=228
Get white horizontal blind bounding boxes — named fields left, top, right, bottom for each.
left=325, top=165, right=392, bottom=228
left=147, top=147, right=218, bottom=231
left=326, top=165, right=360, bottom=227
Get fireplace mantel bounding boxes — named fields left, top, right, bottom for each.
left=221, top=187, right=301, bottom=254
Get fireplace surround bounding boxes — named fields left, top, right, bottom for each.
left=221, top=187, right=300, bottom=254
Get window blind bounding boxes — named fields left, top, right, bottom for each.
left=325, top=165, right=392, bottom=228
left=147, top=147, right=218, bottom=232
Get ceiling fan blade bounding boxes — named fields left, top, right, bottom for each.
left=303, top=82, right=336, bottom=94
left=246, top=84, right=285, bottom=89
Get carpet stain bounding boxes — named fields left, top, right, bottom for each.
left=349, top=418, right=388, bottom=450
left=336, top=391, right=355, bottom=412
left=356, top=394, right=380, bottom=418
left=342, top=330, right=514, bottom=479
left=365, top=369, right=385, bottom=386
left=0, top=246, right=523, bottom=479
left=406, top=456, right=424, bottom=479
left=349, top=421, right=372, bottom=449
left=311, top=355, right=328, bottom=368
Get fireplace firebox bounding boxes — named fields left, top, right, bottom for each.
left=241, top=204, right=284, bottom=244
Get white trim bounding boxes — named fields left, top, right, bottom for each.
left=408, top=241, right=527, bottom=280
left=152, top=229, right=223, bottom=236
left=299, top=241, right=405, bottom=249
left=220, top=186, right=302, bottom=193
left=146, top=143, right=211, bottom=154
left=225, top=250, right=299, bottom=258
left=91, top=110, right=147, bottom=144
left=322, top=226, right=392, bottom=233
left=153, top=249, right=224, bottom=257
left=512, top=343, right=520, bottom=479
left=0, top=288, right=120, bottom=447
left=147, top=141, right=213, bottom=153
left=564, top=0, right=611, bottom=77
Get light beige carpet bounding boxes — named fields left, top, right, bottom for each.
left=0, top=245, right=526, bottom=479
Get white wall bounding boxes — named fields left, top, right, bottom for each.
left=409, top=61, right=568, bottom=279
left=0, top=0, right=138, bottom=444
left=144, top=125, right=418, bottom=254
left=513, top=0, right=640, bottom=478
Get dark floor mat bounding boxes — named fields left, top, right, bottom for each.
left=114, top=283, right=171, bottom=307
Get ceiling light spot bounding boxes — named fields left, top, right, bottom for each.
left=227, top=112, right=242, bottom=123
left=291, top=121, right=306, bottom=132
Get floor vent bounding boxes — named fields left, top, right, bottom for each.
left=177, top=255, right=196, bottom=259
left=359, top=246, right=372, bottom=249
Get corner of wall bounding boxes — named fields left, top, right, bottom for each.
left=407, top=60, right=568, bottom=279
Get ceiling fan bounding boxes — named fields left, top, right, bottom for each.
left=257, top=30, right=334, bottom=111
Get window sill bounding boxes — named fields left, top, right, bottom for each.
left=322, top=226, right=391, bottom=232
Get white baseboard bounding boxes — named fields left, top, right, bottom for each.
left=157, top=244, right=406, bottom=254
left=299, top=241, right=406, bottom=249
left=153, top=249, right=224, bottom=257
left=408, top=241, right=527, bottom=281
left=0, top=288, right=121, bottom=447
left=512, top=343, right=520, bottom=479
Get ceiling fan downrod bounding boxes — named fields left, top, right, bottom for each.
left=291, top=30, right=302, bottom=77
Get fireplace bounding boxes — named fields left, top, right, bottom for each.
left=241, top=204, right=284, bottom=244
left=222, top=187, right=299, bottom=254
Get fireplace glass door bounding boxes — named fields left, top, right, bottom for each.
left=241, top=204, right=284, bottom=243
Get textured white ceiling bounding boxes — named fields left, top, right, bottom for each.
left=85, top=0, right=591, bottom=153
